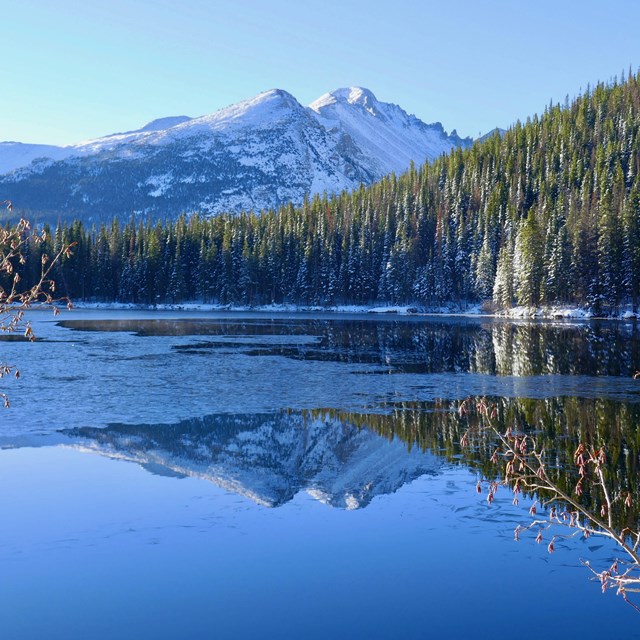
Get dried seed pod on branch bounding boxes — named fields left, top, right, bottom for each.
left=458, top=396, right=640, bottom=611
left=0, top=202, right=74, bottom=407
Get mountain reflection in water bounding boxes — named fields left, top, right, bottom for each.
left=63, top=411, right=441, bottom=509
left=62, top=394, right=640, bottom=529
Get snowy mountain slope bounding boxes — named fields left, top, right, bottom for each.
left=0, top=142, right=73, bottom=174
left=309, top=87, right=472, bottom=176
left=0, top=87, right=470, bottom=219
left=0, top=116, right=194, bottom=175
left=69, top=114, right=194, bottom=155
left=63, top=411, right=441, bottom=509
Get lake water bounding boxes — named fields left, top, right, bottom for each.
left=1, top=310, right=639, bottom=639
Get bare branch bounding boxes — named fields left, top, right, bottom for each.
left=460, top=396, right=640, bottom=610
left=0, top=213, right=73, bottom=407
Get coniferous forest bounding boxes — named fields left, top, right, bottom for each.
left=13, top=72, right=640, bottom=312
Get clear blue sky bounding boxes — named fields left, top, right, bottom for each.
left=3, top=0, right=640, bottom=145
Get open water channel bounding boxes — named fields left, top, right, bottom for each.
left=1, top=310, right=639, bottom=639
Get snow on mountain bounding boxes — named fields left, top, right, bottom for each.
left=176, top=89, right=302, bottom=132
left=63, top=411, right=441, bottom=509
left=137, top=115, right=192, bottom=132
left=61, top=114, right=196, bottom=157
left=0, top=87, right=472, bottom=219
left=0, top=116, right=194, bottom=175
left=0, top=142, right=74, bottom=174
left=308, top=86, right=472, bottom=176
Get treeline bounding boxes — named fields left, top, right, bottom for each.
left=11, top=71, right=640, bottom=311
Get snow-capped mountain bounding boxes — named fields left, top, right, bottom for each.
left=63, top=411, right=441, bottom=509
left=0, top=87, right=471, bottom=219
left=308, top=87, right=470, bottom=177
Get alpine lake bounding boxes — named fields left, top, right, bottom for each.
left=1, top=309, right=639, bottom=639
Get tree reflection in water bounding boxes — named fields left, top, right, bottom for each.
left=319, top=395, right=640, bottom=609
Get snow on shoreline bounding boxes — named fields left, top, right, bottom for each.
left=66, top=301, right=638, bottom=321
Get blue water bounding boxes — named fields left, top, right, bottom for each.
left=0, top=310, right=638, bottom=639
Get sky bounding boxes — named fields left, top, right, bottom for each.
left=3, top=0, right=640, bottom=146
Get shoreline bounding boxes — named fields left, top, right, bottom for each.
left=65, top=301, right=639, bottom=321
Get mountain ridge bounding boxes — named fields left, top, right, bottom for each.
left=309, top=86, right=471, bottom=178
left=0, top=86, right=471, bottom=219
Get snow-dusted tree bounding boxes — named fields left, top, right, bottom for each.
left=475, top=234, right=495, bottom=300
left=492, top=244, right=514, bottom=309
left=622, top=185, right=640, bottom=312
left=597, top=189, right=623, bottom=311
left=513, top=213, right=543, bottom=306
left=543, top=224, right=571, bottom=303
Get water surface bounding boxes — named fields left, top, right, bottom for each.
left=1, top=310, right=639, bottom=639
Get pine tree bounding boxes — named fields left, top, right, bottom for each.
left=493, top=244, right=514, bottom=309
left=513, top=213, right=543, bottom=306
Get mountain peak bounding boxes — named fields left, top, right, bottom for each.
left=258, top=88, right=298, bottom=101
left=194, top=88, right=305, bottom=130
left=307, top=86, right=472, bottom=178
left=240, top=88, right=301, bottom=110
left=333, top=87, right=379, bottom=105
left=309, top=87, right=379, bottom=113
